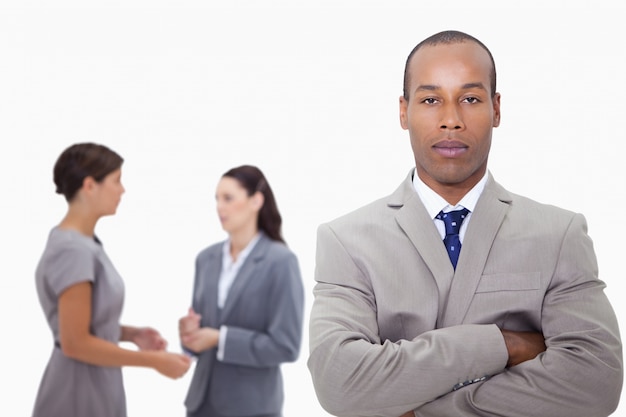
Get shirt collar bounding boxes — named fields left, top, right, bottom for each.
left=412, top=169, right=488, bottom=218
left=221, top=233, right=261, bottom=268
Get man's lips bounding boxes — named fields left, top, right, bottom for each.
left=433, top=140, right=468, bottom=157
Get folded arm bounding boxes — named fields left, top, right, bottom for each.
left=308, top=224, right=509, bottom=417
left=412, top=214, right=623, bottom=417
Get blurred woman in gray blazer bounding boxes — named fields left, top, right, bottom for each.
left=179, top=165, right=304, bottom=417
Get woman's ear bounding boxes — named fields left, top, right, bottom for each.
left=252, top=191, right=265, bottom=211
left=81, top=176, right=97, bottom=194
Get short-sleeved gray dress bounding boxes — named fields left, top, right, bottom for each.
left=32, top=227, right=126, bottom=417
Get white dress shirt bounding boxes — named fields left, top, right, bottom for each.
left=412, top=169, right=488, bottom=243
left=216, top=233, right=261, bottom=360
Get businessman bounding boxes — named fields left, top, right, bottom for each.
left=307, top=30, right=623, bottom=417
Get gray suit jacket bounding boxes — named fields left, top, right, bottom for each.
left=184, top=233, right=304, bottom=415
left=308, top=170, right=623, bottom=417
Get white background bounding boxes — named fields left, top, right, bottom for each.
left=1, top=1, right=625, bottom=416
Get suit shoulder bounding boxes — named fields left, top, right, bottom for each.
left=503, top=190, right=591, bottom=235
left=196, top=241, right=223, bottom=261
left=318, top=193, right=395, bottom=237
left=509, top=191, right=579, bottom=219
left=487, top=177, right=579, bottom=220
left=319, top=170, right=414, bottom=232
left=264, top=238, right=298, bottom=262
left=324, top=193, right=391, bottom=224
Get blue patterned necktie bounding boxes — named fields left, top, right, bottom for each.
left=436, top=208, right=470, bottom=269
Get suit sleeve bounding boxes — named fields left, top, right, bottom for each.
left=220, top=251, right=304, bottom=368
left=182, top=254, right=204, bottom=357
left=308, top=223, right=509, bottom=417
left=414, top=214, right=623, bottom=417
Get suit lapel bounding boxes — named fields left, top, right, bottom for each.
left=440, top=176, right=512, bottom=327
left=202, top=247, right=222, bottom=329
left=392, top=172, right=455, bottom=327
left=219, top=235, right=269, bottom=323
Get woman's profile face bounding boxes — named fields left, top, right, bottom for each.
left=90, top=168, right=125, bottom=216
left=215, top=176, right=259, bottom=235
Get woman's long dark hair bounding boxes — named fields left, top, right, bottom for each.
left=222, top=165, right=285, bottom=244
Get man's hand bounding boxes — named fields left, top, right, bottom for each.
left=501, top=329, right=546, bottom=367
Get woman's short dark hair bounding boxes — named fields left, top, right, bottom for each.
left=53, top=142, right=124, bottom=202
left=222, top=165, right=285, bottom=244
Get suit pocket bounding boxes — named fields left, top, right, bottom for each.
left=469, top=272, right=543, bottom=330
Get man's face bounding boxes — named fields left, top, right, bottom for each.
left=399, top=41, right=501, bottom=195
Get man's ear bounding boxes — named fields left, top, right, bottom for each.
left=492, top=92, right=501, bottom=127
left=399, top=96, right=409, bottom=130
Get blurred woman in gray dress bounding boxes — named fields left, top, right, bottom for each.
left=32, top=142, right=191, bottom=417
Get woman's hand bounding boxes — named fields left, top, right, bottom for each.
left=131, top=327, right=167, bottom=351
left=179, top=307, right=219, bottom=353
left=179, top=307, right=202, bottom=336
left=152, top=351, right=192, bottom=379
left=181, top=327, right=220, bottom=353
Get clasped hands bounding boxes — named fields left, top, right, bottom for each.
left=123, top=326, right=191, bottom=379
left=178, top=307, right=220, bottom=353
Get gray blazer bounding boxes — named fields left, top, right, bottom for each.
left=308, top=170, right=623, bottom=417
left=184, top=233, right=304, bottom=415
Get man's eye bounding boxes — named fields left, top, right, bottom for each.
left=463, top=97, right=480, bottom=104
left=422, top=98, right=438, bottom=104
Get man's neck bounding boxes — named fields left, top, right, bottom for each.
left=416, top=169, right=487, bottom=206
